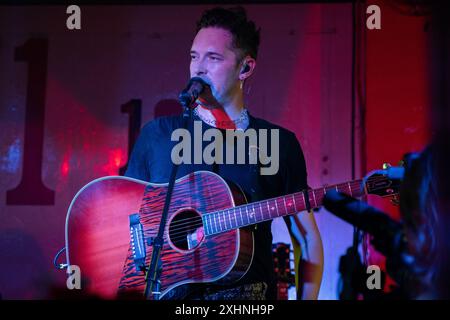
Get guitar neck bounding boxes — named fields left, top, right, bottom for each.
left=202, top=179, right=366, bottom=236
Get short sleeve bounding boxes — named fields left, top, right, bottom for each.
left=283, top=132, right=308, bottom=227
left=284, top=132, right=308, bottom=194
left=124, top=122, right=153, bottom=182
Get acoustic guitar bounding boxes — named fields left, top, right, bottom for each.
left=65, top=170, right=399, bottom=299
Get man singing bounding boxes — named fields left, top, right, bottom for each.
left=126, top=6, right=323, bottom=300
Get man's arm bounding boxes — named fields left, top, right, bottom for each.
left=281, top=131, right=324, bottom=299
left=287, top=211, right=324, bottom=300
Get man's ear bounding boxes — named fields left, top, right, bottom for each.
left=239, top=57, right=256, bottom=80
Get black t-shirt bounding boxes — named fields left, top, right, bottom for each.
left=125, top=111, right=308, bottom=300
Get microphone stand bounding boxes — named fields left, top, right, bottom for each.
left=143, top=86, right=197, bottom=300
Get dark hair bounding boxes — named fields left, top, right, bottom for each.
left=400, top=145, right=442, bottom=297
left=196, top=6, right=261, bottom=60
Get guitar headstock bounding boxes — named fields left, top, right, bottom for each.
left=364, top=163, right=403, bottom=199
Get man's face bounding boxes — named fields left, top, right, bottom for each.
left=190, top=27, right=242, bottom=106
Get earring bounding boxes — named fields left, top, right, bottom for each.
left=246, top=83, right=251, bottom=95
left=240, top=80, right=243, bottom=90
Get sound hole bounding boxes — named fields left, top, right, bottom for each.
left=169, top=210, right=204, bottom=251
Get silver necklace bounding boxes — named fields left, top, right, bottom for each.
left=193, top=107, right=249, bottom=128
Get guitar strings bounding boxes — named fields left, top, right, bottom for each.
left=142, top=175, right=398, bottom=240
left=149, top=174, right=389, bottom=228
left=150, top=178, right=398, bottom=239
left=161, top=176, right=393, bottom=228
left=164, top=186, right=396, bottom=239
left=167, top=183, right=389, bottom=241
left=160, top=197, right=397, bottom=242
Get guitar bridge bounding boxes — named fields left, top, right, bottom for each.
left=129, top=213, right=146, bottom=272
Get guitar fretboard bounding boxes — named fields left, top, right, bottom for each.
left=202, top=179, right=365, bottom=236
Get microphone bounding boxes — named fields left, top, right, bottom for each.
left=323, top=190, right=407, bottom=257
left=178, top=77, right=208, bottom=108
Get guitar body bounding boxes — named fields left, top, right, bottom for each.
left=65, top=171, right=253, bottom=299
